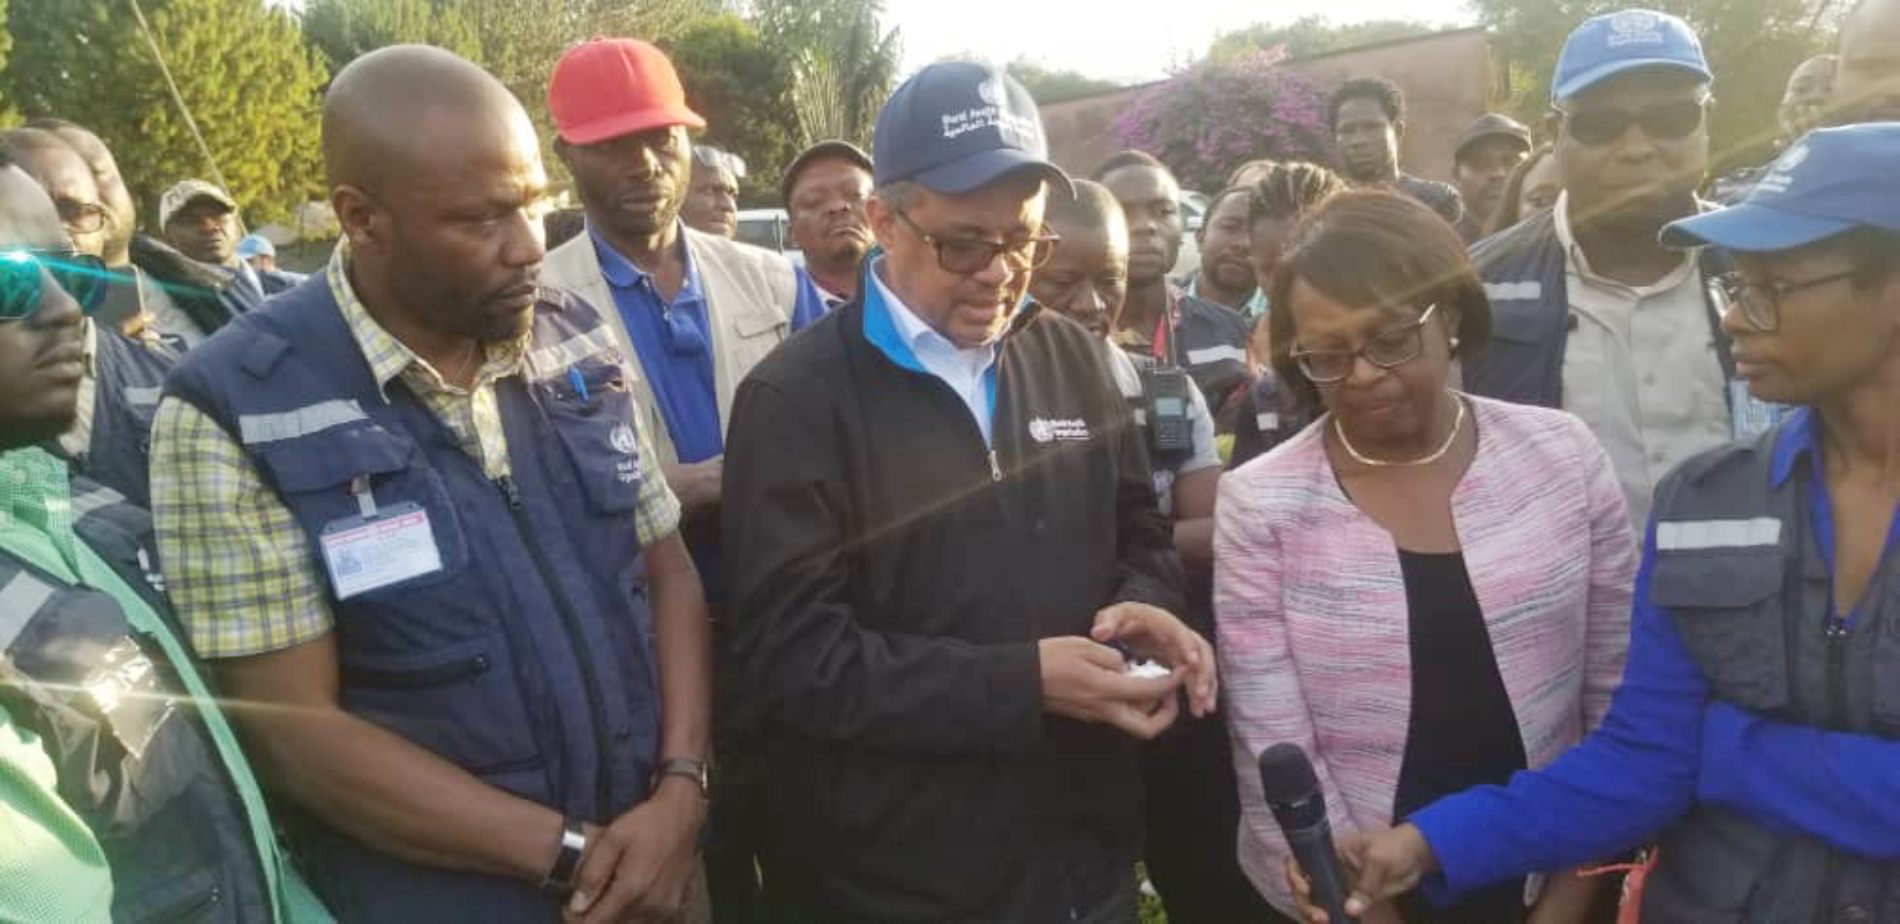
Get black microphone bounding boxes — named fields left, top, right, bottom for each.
left=1258, top=742, right=1358, bottom=924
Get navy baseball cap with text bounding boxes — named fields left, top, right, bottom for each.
left=1551, top=9, right=1712, bottom=102
left=873, top=61, right=1073, bottom=197
left=1662, top=123, right=1900, bottom=252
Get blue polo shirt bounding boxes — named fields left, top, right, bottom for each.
left=590, top=228, right=829, bottom=464
left=1409, top=406, right=1900, bottom=901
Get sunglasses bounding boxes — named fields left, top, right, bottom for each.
left=0, top=249, right=109, bottom=321
left=894, top=209, right=1058, bottom=276
left=1554, top=97, right=1709, bottom=146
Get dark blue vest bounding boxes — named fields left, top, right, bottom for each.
left=79, top=325, right=179, bottom=508
left=164, top=274, right=663, bottom=922
left=1465, top=209, right=1736, bottom=410
left=0, top=474, right=279, bottom=923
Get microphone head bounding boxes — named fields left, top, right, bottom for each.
left=1257, top=742, right=1320, bottom=805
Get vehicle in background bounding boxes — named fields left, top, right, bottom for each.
left=737, top=208, right=794, bottom=255
left=1172, top=189, right=1209, bottom=279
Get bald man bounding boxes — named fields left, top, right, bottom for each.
left=151, top=46, right=711, bottom=923
left=1834, top=0, right=1900, bottom=123
left=20, top=118, right=227, bottom=343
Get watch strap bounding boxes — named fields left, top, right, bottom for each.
left=539, top=816, right=587, bottom=897
left=657, top=756, right=709, bottom=796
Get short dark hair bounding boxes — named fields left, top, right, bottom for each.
left=1091, top=149, right=1170, bottom=181
left=1328, top=77, right=1406, bottom=132
left=1044, top=178, right=1125, bottom=236
left=1486, top=145, right=1555, bottom=237
left=1201, top=184, right=1253, bottom=228
left=1247, top=161, right=1347, bottom=226
left=1267, top=191, right=1492, bottom=408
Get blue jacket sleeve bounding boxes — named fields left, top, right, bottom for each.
left=1698, top=700, right=1900, bottom=859
left=1409, top=529, right=1709, bottom=900
left=789, top=268, right=827, bottom=332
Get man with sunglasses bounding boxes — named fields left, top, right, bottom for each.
left=1300, top=120, right=1900, bottom=924
left=0, top=154, right=336, bottom=923
left=0, top=129, right=180, bottom=507
left=721, top=61, right=1215, bottom=924
left=680, top=145, right=742, bottom=240
left=1464, top=9, right=1748, bottom=532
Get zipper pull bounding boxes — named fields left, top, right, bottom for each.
left=494, top=475, right=522, bottom=509
left=988, top=449, right=1002, bottom=482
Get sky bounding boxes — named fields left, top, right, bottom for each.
left=888, top=0, right=1476, bottom=84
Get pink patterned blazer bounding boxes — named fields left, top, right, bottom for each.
left=1214, top=395, right=1638, bottom=915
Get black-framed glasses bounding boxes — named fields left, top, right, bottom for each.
left=0, top=249, right=109, bottom=321
left=1716, top=269, right=1858, bottom=332
left=1554, top=95, right=1710, bottom=146
left=1290, top=303, right=1440, bottom=383
left=894, top=209, right=1058, bottom=275
left=56, top=199, right=110, bottom=235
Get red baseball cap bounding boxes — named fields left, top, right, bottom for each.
left=548, top=38, right=706, bottom=145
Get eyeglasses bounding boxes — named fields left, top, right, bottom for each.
left=1716, top=269, right=1858, bottom=332
left=1554, top=96, right=1709, bottom=146
left=1290, top=303, right=1440, bottom=383
left=56, top=199, right=110, bottom=235
left=692, top=146, right=747, bottom=180
left=894, top=209, right=1058, bottom=275
left=0, top=249, right=109, bottom=321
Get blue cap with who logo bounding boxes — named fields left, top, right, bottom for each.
left=1662, top=123, right=1900, bottom=252
left=872, top=60, right=1073, bottom=197
left=1551, top=9, right=1712, bottom=102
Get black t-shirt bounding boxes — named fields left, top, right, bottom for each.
left=1397, top=173, right=1466, bottom=227
left=1393, top=549, right=1530, bottom=924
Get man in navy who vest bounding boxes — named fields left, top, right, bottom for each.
left=1463, top=9, right=1759, bottom=532
left=149, top=46, right=713, bottom=923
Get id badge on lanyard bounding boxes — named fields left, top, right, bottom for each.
left=318, top=476, right=443, bottom=600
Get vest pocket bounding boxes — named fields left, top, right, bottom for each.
left=254, top=422, right=469, bottom=593
left=539, top=359, right=651, bottom=515
left=119, top=867, right=222, bottom=924
left=1649, top=550, right=1790, bottom=712
left=339, top=636, right=543, bottom=780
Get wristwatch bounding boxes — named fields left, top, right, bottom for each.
left=657, top=756, right=710, bottom=798
left=540, top=816, right=587, bottom=898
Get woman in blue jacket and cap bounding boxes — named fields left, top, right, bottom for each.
left=1293, top=121, right=1900, bottom=924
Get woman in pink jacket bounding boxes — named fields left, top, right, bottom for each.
left=1215, top=192, right=1637, bottom=924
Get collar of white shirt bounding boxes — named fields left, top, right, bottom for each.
left=870, top=260, right=998, bottom=379
left=1552, top=190, right=1701, bottom=298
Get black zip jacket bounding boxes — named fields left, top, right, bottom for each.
left=721, top=285, right=1185, bottom=923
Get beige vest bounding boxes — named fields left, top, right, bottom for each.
left=543, top=225, right=800, bottom=466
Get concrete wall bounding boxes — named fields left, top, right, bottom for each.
left=1039, top=28, right=1501, bottom=189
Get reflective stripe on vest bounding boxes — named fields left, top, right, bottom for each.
left=237, top=400, right=368, bottom=445
left=1655, top=516, right=1782, bottom=551
left=0, top=570, right=55, bottom=649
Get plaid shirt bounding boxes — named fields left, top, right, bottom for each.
left=151, top=246, right=681, bottom=658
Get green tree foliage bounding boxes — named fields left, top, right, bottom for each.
left=0, top=0, right=12, bottom=125
left=1208, top=15, right=1439, bottom=63
left=3, top=0, right=327, bottom=224
left=1475, top=0, right=1837, bottom=170
left=668, top=14, right=798, bottom=207
left=1006, top=58, right=1119, bottom=104
left=303, top=0, right=481, bottom=71
left=756, top=0, right=900, bottom=150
